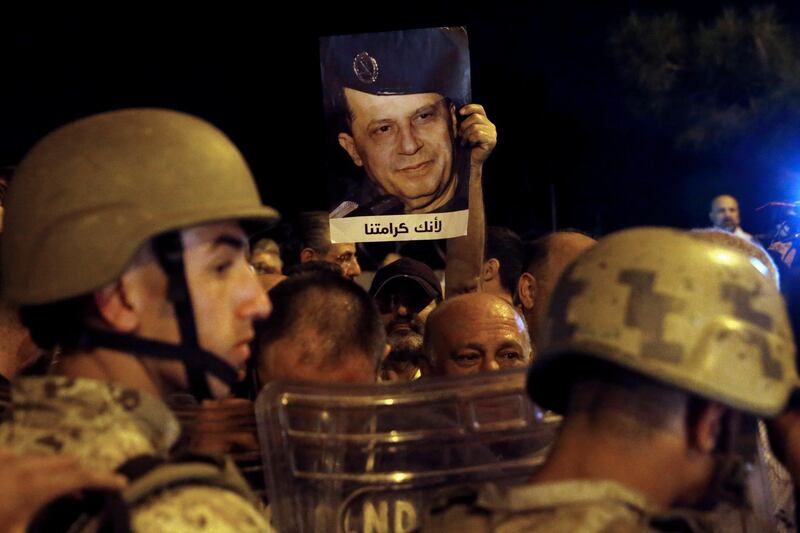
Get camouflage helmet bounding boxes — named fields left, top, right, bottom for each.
left=2, top=108, right=279, bottom=305
left=528, top=227, right=798, bottom=418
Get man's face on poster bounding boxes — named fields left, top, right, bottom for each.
left=338, top=89, right=458, bottom=213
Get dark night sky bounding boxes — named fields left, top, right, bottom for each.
left=3, top=2, right=800, bottom=245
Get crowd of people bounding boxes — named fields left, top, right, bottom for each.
left=0, top=46, right=799, bottom=533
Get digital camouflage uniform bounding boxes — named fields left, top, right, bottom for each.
left=425, top=228, right=799, bottom=533
left=0, top=376, right=268, bottom=531
left=424, top=479, right=719, bottom=532
left=0, top=109, right=280, bottom=531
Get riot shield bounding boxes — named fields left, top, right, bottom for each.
left=255, top=368, right=560, bottom=533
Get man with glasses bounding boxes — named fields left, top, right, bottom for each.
left=283, top=211, right=362, bottom=280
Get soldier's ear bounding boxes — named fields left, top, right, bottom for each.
left=299, top=248, right=318, bottom=264
left=338, top=133, right=363, bottom=167
left=94, top=278, right=139, bottom=333
left=483, top=258, right=500, bottom=283
left=517, top=272, right=537, bottom=312
left=449, top=102, right=458, bottom=137
left=689, top=402, right=726, bottom=453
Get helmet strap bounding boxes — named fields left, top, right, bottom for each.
left=77, top=326, right=238, bottom=392
left=79, top=231, right=238, bottom=400
left=150, top=232, right=214, bottom=400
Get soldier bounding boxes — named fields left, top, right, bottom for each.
left=425, top=227, right=798, bottom=532
left=0, top=109, right=277, bottom=531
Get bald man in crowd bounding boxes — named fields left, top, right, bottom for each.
left=516, top=231, right=596, bottom=354
left=423, top=292, right=531, bottom=377
left=709, top=194, right=752, bottom=240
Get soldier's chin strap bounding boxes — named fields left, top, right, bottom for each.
left=79, top=231, right=238, bottom=400
left=78, top=328, right=238, bottom=398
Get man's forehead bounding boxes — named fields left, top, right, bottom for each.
left=180, top=221, right=247, bottom=250
left=344, top=88, right=445, bottom=123
left=252, top=250, right=279, bottom=260
left=252, top=251, right=280, bottom=263
left=712, top=196, right=738, bottom=209
left=441, top=296, right=523, bottom=326
left=441, top=310, right=527, bottom=346
left=328, top=242, right=356, bottom=255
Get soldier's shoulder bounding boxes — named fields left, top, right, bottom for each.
left=419, top=485, right=492, bottom=532
left=421, top=481, right=668, bottom=533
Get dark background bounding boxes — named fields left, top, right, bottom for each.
left=3, top=2, right=800, bottom=249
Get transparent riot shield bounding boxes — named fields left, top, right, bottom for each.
left=255, top=368, right=560, bottom=533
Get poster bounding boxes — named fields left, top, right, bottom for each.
left=320, top=27, right=472, bottom=243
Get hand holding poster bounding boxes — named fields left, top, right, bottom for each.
left=320, top=27, right=484, bottom=243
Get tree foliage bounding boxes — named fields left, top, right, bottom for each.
left=610, top=6, right=800, bottom=151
